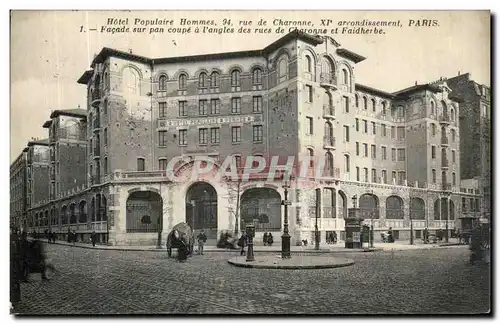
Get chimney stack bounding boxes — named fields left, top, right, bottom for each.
left=415, top=81, right=417, bottom=86
left=458, top=70, right=461, bottom=76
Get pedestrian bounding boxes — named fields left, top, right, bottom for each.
left=196, top=230, right=207, bottom=255
left=48, top=231, right=52, bottom=244
left=333, top=231, right=338, bottom=244
left=267, top=233, right=273, bottom=246
left=67, top=229, right=71, bottom=243
left=72, top=230, right=77, bottom=246
left=177, top=240, right=188, bottom=262
left=91, top=231, right=96, bottom=247
left=388, top=227, right=394, bottom=243
left=238, top=232, right=247, bottom=256
left=263, top=232, right=269, bottom=246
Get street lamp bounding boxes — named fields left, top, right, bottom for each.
left=445, top=194, right=450, bottom=243
left=281, top=176, right=291, bottom=259
left=191, top=200, right=196, bottom=233
left=315, top=188, right=320, bottom=251
left=409, top=207, right=414, bottom=245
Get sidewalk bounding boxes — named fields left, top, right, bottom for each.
left=41, top=239, right=466, bottom=253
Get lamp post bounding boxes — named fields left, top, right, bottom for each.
left=246, top=224, right=255, bottom=262
left=191, top=200, right=196, bottom=233
left=352, top=194, right=357, bottom=208
left=409, top=207, right=414, bottom=245
left=281, top=178, right=291, bottom=259
left=315, top=188, right=320, bottom=251
left=445, top=195, right=450, bottom=243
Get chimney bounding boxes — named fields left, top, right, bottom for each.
left=415, top=81, right=417, bottom=86
left=128, top=49, right=133, bottom=54
left=458, top=70, right=461, bottom=76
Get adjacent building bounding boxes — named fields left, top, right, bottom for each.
left=10, top=148, right=28, bottom=229
left=16, top=31, right=485, bottom=245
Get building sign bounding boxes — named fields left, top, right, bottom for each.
left=352, top=232, right=360, bottom=243
left=158, top=114, right=261, bottom=128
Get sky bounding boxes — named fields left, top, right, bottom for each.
left=10, top=10, right=490, bottom=163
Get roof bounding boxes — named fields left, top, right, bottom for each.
left=79, top=30, right=325, bottom=83
left=355, top=83, right=395, bottom=99
left=392, top=84, right=443, bottom=97
left=42, top=120, right=52, bottom=128
left=27, top=138, right=49, bottom=147
left=49, top=109, right=87, bottom=119
left=336, top=48, right=366, bottom=64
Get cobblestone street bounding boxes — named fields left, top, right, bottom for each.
left=12, top=244, right=490, bottom=315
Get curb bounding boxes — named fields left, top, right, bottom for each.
left=227, top=257, right=355, bottom=270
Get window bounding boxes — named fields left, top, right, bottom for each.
left=382, top=170, right=387, bottom=184
left=307, top=148, right=314, bottom=167
left=470, top=198, right=474, bottom=211
left=392, top=148, right=396, bottom=161
left=462, top=197, right=467, bottom=211
left=137, top=158, right=145, bottom=171
left=363, top=143, right=368, bottom=157
left=199, top=100, right=208, bottom=115
left=432, top=146, right=436, bottom=159
left=231, top=70, right=240, bottom=86
left=355, top=94, right=359, bottom=108
left=253, top=96, right=263, bottom=112
left=306, top=85, right=313, bottom=102
left=431, top=123, right=436, bottom=136
left=104, top=128, right=108, bottom=146
left=278, top=57, right=288, bottom=81
left=382, top=124, right=387, bottom=136
left=452, top=150, right=456, bottom=163
left=431, top=101, right=435, bottom=114
left=235, top=156, right=242, bottom=168
left=355, top=118, right=359, bottom=131
left=372, top=169, right=377, bottom=183
left=356, top=142, right=360, bottom=156
left=451, top=129, right=456, bottom=142
left=342, top=69, right=348, bottom=84
left=371, top=145, right=376, bottom=159
left=210, top=72, right=219, bottom=88
left=397, top=148, right=405, bottom=161
left=178, top=73, right=187, bottom=90
left=363, top=120, right=368, bottom=133
left=392, top=171, right=397, bottom=183
left=210, top=128, right=220, bottom=144
left=159, top=102, right=167, bottom=118
left=356, top=167, right=360, bottom=181
left=432, top=169, right=436, bottom=183
left=398, top=171, right=406, bottom=185
left=210, top=99, right=220, bottom=115
left=306, top=117, right=313, bottom=135
left=363, top=167, right=368, bottom=182
left=363, top=97, right=368, bottom=110
left=382, top=146, right=387, bottom=160
left=158, top=159, right=168, bottom=170
left=104, top=157, right=108, bottom=175
left=344, top=155, right=350, bottom=173
left=371, top=99, right=376, bottom=112
left=231, top=97, right=241, bottom=114
left=382, top=102, right=387, bottom=115
left=397, top=126, right=405, bottom=140
left=178, top=101, right=187, bottom=117
left=158, top=131, right=168, bottom=146
left=372, top=122, right=376, bottom=134
left=397, top=106, right=405, bottom=118
left=198, top=72, right=207, bottom=88
left=452, top=172, right=456, bottom=186
left=231, top=126, right=241, bottom=143
left=252, top=68, right=262, bottom=85
left=305, top=55, right=312, bottom=72
left=343, top=125, right=350, bottom=142
left=253, top=125, right=263, bottom=142
left=342, top=96, right=349, bottom=113
left=178, top=129, right=187, bottom=145
left=391, top=126, right=396, bottom=138
left=199, top=128, right=208, bottom=145
left=158, top=75, right=167, bottom=91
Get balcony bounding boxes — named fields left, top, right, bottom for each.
left=323, top=135, right=336, bottom=149
left=441, top=157, right=449, bottom=168
left=319, top=73, right=337, bottom=89
left=442, top=182, right=452, bottom=192
left=439, top=113, right=451, bottom=125
left=323, top=104, right=336, bottom=119
left=441, top=136, right=449, bottom=146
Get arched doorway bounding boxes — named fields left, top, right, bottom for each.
left=338, top=190, right=347, bottom=218
left=386, top=196, right=404, bottom=219
left=410, top=197, right=425, bottom=220
left=240, top=188, right=281, bottom=232
left=126, top=191, right=163, bottom=233
left=185, top=182, right=218, bottom=238
left=359, top=194, right=380, bottom=219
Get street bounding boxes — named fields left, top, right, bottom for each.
left=12, top=244, right=490, bottom=315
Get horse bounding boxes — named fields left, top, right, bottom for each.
left=166, top=222, right=194, bottom=258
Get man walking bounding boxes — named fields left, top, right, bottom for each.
left=196, top=230, right=207, bottom=255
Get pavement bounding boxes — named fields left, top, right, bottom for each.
left=228, top=255, right=355, bottom=269
left=11, top=243, right=490, bottom=315
left=38, top=238, right=465, bottom=253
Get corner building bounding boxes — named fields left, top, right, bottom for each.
left=23, top=31, right=481, bottom=245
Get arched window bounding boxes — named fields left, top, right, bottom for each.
left=104, top=157, right=108, bottom=175
left=355, top=94, right=359, bottom=108
left=371, top=98, right=376, bottom=112
left=198, top=72, right=207, bottom=88
left=342, top=69, right=348, bottom=85
left=441, top=100, right=448, bottom=116
left=432, top=169, right=436, bottom=183
left=210, top=72, right=219, bottom=88
left=386, top=196, right=404, bottom=219
left=231, top=70, right=240, bottom=86
left=307, top=148, right=314, bottom=167
left=450, top=108, right=455, bottom=121
left=305, top=55, right=312, bottom=73
left=320, top=56, right=334, bottom=83
left=122, top=67, right=138, bottom=94
left=452, top=172, right=456, bottom=186
left=363, top=97, right=368, bottom=110
left=178, top=73, right=187, bottom=90
left=252, top=68, right=262, bottom=85
left=430, top=101, right=435, bottom=114
left=158, top=75, right=167, bottom=91
left=278, top=57, right=288, bottom=82
left=431, top=123, right=436, bottom=136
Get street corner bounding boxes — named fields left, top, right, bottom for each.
left=227, top=255, right=355, bottom=269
